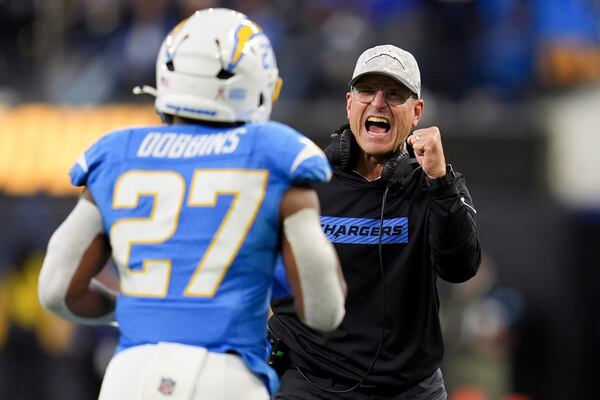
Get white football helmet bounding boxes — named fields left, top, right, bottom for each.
left=140, top=8, right=282, bottom=123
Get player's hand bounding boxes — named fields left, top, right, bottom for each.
left=406, top=126, right=446, bottom=179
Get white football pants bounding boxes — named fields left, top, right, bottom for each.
left=98, top=342, right=269, bottom=400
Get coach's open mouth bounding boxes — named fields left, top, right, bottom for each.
left=365, top=116, right=390, bottom=134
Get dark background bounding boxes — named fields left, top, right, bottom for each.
left=1, top=1, right=600, bottom=399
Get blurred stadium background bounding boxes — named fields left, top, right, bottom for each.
left=1, top=0, right=600, bottom=399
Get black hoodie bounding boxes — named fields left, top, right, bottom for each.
left=269, top=137, right=481, bottom=392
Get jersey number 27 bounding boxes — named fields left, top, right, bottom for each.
left=110, top=169, right=268, bottom=298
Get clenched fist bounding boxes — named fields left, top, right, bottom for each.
left=406, top=126, right=446, bottom=179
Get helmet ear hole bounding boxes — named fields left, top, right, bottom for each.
left=217, top=69, right=234, bottom=80
left=258, top=93, right=264, bottom=107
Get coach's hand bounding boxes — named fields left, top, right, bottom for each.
left=406, top=126, right=446, bottom=179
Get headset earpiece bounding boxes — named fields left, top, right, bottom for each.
left=329, top=124, right=356, bottom=172
left=380, top=149, right=410, bottom=183
left=338, top=129, right=356, bottom=171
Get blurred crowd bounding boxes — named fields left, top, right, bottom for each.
left=1, top=0, right=599, bottom=106
left=1, top=1, right=600, bottom=399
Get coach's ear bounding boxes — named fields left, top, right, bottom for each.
left=411, top=98, right=424, bottom=128
left=346, top=91, right=353, bottom=119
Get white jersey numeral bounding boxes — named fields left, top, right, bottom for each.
left=185, top=169, right=268, bottom=296
left=110, top=169, right=268, bottom=298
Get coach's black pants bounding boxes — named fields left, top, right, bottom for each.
left=273, top=368, right=447, bottom=400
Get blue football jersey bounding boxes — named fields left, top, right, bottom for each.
left=70, top=121, right=331, bottom=394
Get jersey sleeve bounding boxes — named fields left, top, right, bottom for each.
left=69, top=130, right=125, bottom=187
left=257, top=122, right=331, bottom=186
left=288, top=135, right=332, bottom=185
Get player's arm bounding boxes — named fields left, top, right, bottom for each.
left=38, top=188, right=117, bottom=325
left=279, top=186, right=346, bottom=331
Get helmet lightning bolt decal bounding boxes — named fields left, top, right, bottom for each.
left=227, top=20, right=261, bottom=72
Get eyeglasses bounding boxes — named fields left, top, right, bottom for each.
left=350, top=84, right=414, bottom=106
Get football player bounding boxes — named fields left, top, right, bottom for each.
left=38, top=8, right=346, bottom=400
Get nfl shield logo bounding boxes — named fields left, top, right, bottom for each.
left=158, top=377, right=176, bottom=396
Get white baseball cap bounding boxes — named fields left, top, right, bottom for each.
left=349, top=44, right=421, bottom=98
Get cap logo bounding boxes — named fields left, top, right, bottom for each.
left=365, top=52, right=406, bottom=70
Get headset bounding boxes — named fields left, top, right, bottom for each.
left=292, top=125, right=421, bottom=393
